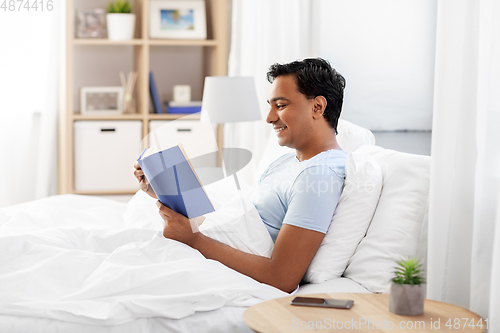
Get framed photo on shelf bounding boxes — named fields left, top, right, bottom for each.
left=149, top=0, right=207, bottom=39
left=80, top=87, right=124, bottom=115
left=75, top=9, right=107, bottom=38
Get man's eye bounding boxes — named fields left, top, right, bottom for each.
left=277, top=104, right=285, bottom=109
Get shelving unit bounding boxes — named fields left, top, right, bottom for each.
left=59, top=0, right=229, bottom=195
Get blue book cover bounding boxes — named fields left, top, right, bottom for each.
left=137, top=145, right=215, bottom=218
left=149, top=72, right=163, bottom=114
left=168, top=106, right=202, bottom=114
left=167, top=101, right=202, bottom=114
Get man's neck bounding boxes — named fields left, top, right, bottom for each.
left=295, top=133, right=341, bottom=162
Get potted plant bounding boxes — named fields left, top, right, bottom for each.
left=389, top=257, right=425, bottom=315
left=106, top=0, right=135, bottom=41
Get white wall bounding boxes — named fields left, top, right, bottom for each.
left=312, top=0, right=437, bottom=130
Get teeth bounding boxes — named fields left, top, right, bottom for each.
left=275, top=126, right=286, bottom=132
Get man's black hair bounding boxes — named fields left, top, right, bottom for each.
left=266, top=58, right=345, bottom=134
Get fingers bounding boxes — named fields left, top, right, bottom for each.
left=156, top=200, right=169, bottom=217
left=134, top=168, right=144, bottom=178
left=134, top=162, right=146, bottom=182
left=134, top=162, right=156, bottom=198
left=133, top=167, right=149, bottom=185
left=159, top=210, right=169, bottom=222
left=139, top=180, right=148, bottom=192
left=135, top=172, right=145, bottom=184
left=156, top=200, right=179, bottom=218
left=157, top=203, right=172, bottom=229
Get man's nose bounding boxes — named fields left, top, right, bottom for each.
left=266, top=108, right=277, bottom=124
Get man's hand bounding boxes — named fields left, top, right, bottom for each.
left=133, top=161, right=157, bottom=199
left=157, top=201, right=200, bottom=246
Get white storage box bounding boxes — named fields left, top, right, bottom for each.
left=149, top=120, right=218, bottom=167
left=74, top=121, right=142, bottom=191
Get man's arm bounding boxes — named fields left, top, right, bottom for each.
left=158, top=202, right=324, bottom=293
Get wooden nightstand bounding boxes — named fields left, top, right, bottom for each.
left=243, top=293, right=486, bottom=333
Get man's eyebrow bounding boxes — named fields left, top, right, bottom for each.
left=266, top=97, right=290, bottom=104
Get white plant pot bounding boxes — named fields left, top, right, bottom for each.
left=389, top=283, right=425, bottom=316
left=106, top=13, right=135, bottom=41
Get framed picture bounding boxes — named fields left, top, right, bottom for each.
left=149, top=0, right=207, bottom=39
left=80, top=87, right=124, bottom=115
left=75, top=9, right=107, bottom=38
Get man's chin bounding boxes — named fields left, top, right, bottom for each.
left=277, top=140, right=292, bottom=148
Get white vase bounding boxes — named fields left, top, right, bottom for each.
left=389, top=283, right=425, bottom=315
left=106, top=13, right=135, bottom=41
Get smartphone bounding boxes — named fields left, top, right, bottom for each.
left=290, top=297, right=354, bottom=309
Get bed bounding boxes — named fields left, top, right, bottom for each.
left=0, top=120, right=430, bottom=332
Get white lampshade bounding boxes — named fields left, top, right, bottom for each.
left=201, top=76, right=262, bottom=124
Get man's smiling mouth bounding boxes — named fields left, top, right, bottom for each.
left=274, top=126, right=287, bottom=132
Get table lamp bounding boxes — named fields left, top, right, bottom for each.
left=201, top=76, right=261, bottom=123
left=201, top=76, right=262, bottom=189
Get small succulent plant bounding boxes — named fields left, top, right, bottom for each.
left=108, top=0, right=132, bottom=14
left=392, top=257, right=425, bottom=285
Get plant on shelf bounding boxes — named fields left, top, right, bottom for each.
left=107, top=0, right=132, bottom=14
left=106, top=0, right=135, bottom=41
left=389, top=257, right=425, bottom=316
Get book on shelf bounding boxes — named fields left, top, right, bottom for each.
left=149, top=72, right=163, bottom=114
left=137, top=144, right=215, bottom=219
left=167, top=101, right=202, bottom=114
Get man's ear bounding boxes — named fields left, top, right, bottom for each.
left=312, top=96, right=327, bottom=119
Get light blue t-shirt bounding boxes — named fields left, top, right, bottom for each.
left=250, top=149, right=347, bottom=242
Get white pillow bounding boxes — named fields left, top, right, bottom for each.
left=336, top=119, right=376, bottom=152
left=304, top=151, right=382, bottom=283
left=343, top=145, right=431, bottom=293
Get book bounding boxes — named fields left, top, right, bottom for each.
left=137, top=144, right=215, bottom=219
left=149, top=72, right=163, bottom=114
left=167, top=101, right=202, bottom=114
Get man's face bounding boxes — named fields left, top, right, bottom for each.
left=266, top=75, right=315, bottom=149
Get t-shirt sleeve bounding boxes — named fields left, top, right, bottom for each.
left=282, top=165, right=344, bottom=234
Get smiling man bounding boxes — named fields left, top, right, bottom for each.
left=252, top=58, right=347, bottom=243
left=134, top=58, right=347, bottom=293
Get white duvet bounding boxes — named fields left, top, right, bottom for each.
left=0, top=184, right=285, bottom=326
